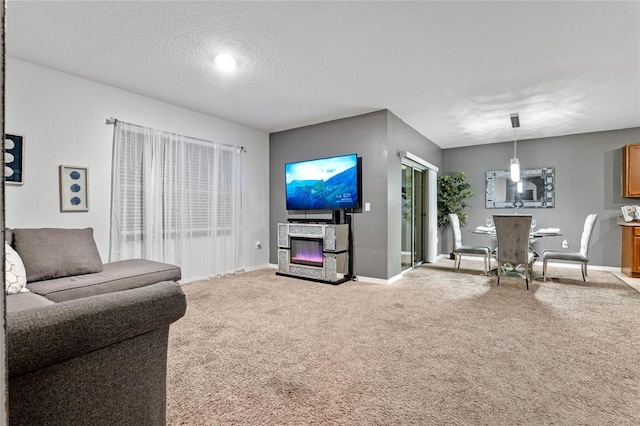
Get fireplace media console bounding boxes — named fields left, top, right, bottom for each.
left=277, top=221, right=351, bottom=284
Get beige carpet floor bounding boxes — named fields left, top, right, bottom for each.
left=166, top=260, right=640, bottom=425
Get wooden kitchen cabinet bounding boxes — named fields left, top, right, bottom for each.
left=622, top=143, right=640, bottom=197
left=620, top=222, right=640, bottom=278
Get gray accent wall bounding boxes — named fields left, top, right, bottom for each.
left=442, top=127, right=640, bottom=268
left=269, top=110, right=442, bottom=280
left=387, top=112, right=443, bottom=273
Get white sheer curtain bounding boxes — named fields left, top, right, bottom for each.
left=109, top=121, right=243, bottom=283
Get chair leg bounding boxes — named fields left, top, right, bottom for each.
left=496, top=262, right=501, bottom=286
left=543, top=259, right=548, bottom=282
left=455, top=254, right=461, bottom=271
left=582, top=262, right=589, bottom=282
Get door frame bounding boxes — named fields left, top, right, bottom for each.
left=400, top=152, right=439, bottom=267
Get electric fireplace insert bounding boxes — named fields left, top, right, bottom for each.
left=289, top=237, right=324, bottom=267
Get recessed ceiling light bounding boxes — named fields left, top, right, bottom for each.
left=214, top=53, right=237, bottom=72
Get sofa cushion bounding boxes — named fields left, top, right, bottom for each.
left=5, top=242, right=29, bottom=294
left=11, top=228, right=103, bottom=283
left=26, top=259, right=182, bottom=302
left=6, top=292, right=55, bottom=314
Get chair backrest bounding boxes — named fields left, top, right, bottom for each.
left=579, top=213, right=598, bottom=258
left=449, top=213, right=462, bottom=250
left=493, top=214, right=532, bottom=265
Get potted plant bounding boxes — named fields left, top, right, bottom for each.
left=437, top=171, right=474, bottom=257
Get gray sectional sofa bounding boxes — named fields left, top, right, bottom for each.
left=5, top=227, right=186, bottom=426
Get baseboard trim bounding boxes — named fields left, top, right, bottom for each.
left=353, top=274, right=403, bottom=285
left=436, top=253, right=619, bottom=272
left=229, top=260, right=628, bottom=286
left=247, top=263, right=273, bottom=272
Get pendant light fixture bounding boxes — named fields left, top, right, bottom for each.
left=510, top=113, right=520, bottom=183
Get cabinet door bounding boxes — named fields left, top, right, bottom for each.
left=633, top=236, right=640, bottom=273
left=622, top=143, right=640, bottom=197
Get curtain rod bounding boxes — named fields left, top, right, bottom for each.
left=105, top=116, right=247, bottom=153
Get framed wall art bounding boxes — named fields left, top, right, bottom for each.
left=485, top=167, right=555, bottom=209
left=5, top=133, right=25, bottom=185
left=59, top=165, right=89, bottom=212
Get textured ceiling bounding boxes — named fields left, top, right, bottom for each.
left=5, top=1, right=640, bottom=148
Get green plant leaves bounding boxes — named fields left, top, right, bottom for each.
left=437, top=171, right=474, bottom=229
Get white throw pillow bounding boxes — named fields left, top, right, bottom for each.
left=5, top=242, right=29, bottom=294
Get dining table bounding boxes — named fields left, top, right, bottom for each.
left=474, top=224, right=562, bottom=239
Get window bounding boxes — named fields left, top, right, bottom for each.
left=110, top=121, right=243, bottom=281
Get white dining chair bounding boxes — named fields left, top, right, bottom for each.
left=493, top=214, right=536, bottom=289
left=449, top=213, right=492, bottom=275
left=542, top=214, right=598, bottom=282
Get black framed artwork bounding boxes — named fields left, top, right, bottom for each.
left=5, top=133, right=25, bottom=185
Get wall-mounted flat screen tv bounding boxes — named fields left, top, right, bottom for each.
left=285, top=153, right=360, bottom=210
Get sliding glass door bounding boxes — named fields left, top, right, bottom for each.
left=401, top=163, right=425, bottom=271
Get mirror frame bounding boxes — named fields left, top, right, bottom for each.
left=485, top=167, right=555, bottom=209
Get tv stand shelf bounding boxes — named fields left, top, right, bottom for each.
left=276, top=271, right=351, bottom=285
left=277, top=222, right=353, bottom=284
left=287, top=218, right=334, bottom=224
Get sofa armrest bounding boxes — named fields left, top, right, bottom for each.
left=7, top=281, right=187, bottom=377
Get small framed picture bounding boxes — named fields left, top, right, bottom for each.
left=5, top=133, right=25, bottom=185
left=59, top=165, right=89, bottom=212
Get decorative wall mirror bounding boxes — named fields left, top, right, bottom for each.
left=486, top=167, right=555, bottom=208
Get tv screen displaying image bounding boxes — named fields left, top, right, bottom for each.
left=285, top=153, right=359, bottom=210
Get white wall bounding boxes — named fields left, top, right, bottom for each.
left=5, top=58, right=270, bottom=270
